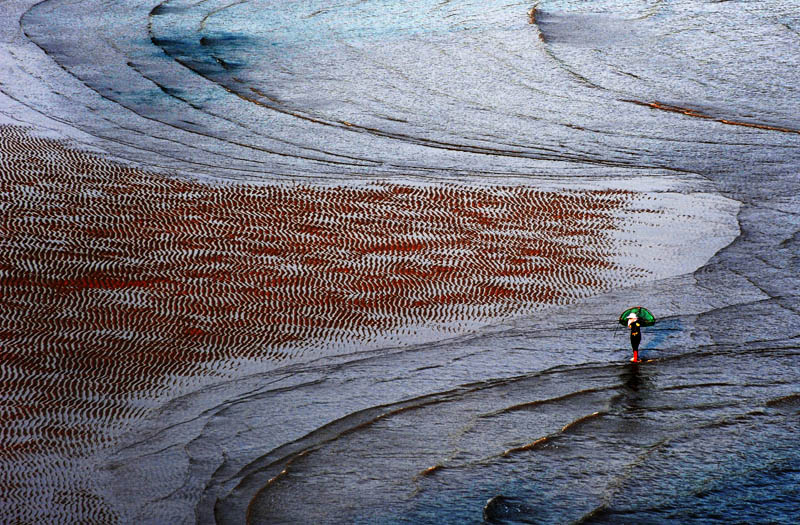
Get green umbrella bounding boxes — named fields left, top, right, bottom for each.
left=619, top=306, right=655, bottom=327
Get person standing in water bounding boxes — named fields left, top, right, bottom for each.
left=627, top=312, right=642, bottom=362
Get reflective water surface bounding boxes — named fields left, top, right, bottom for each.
left=1, top=0, right=798, bottom=523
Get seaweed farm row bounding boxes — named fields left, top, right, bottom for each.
left=0, top=125, right=652, bottom=521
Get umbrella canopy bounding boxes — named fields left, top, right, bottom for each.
left=619, top=306, right=655, bottom=327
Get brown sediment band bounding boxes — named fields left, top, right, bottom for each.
left=255, top=448, right=314, bottom=501
left=561, top=411, right=605, bottom=433
left=500, top=410, right=605, bottom=458
left=0, top=125, right=650, bottom=520
left=626, top=100, right=800, bottom=135
left=765, top=393, right=800, bottom=408
left=417, top=464, right=444, bottom=477
left=486, top=386, right=612, bottom=416
left=502, top=436, right=552, bottom=457
left=528, top=5, right=538, bottom=25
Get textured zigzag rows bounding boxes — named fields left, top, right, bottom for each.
left=0, top=125, right=648, bottom=520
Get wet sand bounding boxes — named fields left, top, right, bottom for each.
left=0, top=124, right=734, bottom=521
left=2, top=0, right=797, bottom=522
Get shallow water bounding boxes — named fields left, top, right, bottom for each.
left=1, top=0, right=799, bottom=523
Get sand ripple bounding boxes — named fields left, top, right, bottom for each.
left=0, top=125, right=730, bottom=521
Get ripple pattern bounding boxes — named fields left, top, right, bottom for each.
left=0, top=0, right=795, bottom=522
left=0, top=124, right=655, bottom=366
left=240, top=350, right=800, bottom=525
left=0, top=124, right=675, bottom=521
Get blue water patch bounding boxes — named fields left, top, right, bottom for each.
left=150, top=0, right=660, bottom=61
left=589, top=451, right=800, bottom=524
left=200, top=0, right=509, bottom=50
left=150, top=33, right=251, bottom=75
left=367, top=476, right=547, bottom=524
left=687, top=459, right=800, bottom=523
left=642, top=317, right=682, bottom=352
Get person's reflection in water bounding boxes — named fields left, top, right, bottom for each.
left=619, top=362, right=651, bottom=411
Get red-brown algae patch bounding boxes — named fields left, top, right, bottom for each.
left=626, top=100, right=800, bottom=135
left=0, top=125, right=649, bottom=520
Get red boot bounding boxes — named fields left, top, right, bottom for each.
left=631, top=350, right=639, bottom=362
